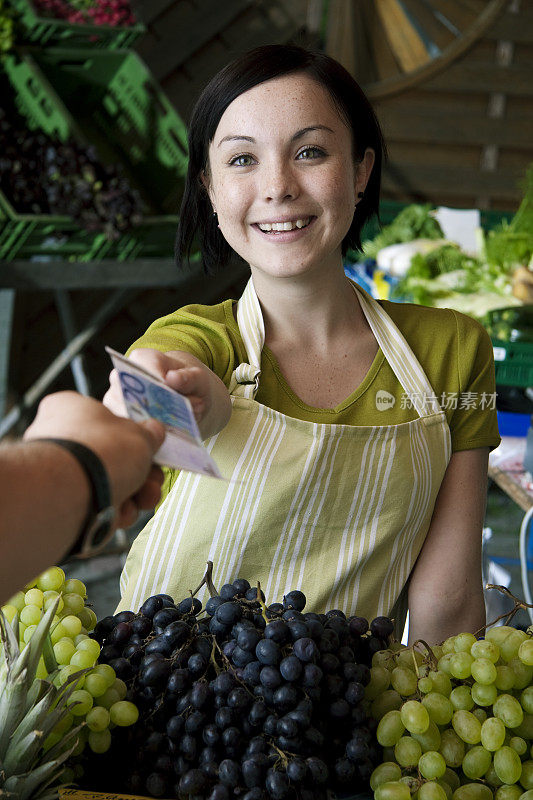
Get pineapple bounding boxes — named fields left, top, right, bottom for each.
left=0, top=601, right=82, bottom=800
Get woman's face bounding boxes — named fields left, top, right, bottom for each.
left=204, top=72, right=374, bottom=281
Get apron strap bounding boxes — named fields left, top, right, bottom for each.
left=351, top=282, right=442, bottom=418
left=229, top=278, right=264, bottom=398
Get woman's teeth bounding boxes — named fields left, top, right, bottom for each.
left=258, top=217, right=311, bottom=233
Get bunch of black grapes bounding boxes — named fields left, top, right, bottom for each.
left=88, top=579, right=394, bottom=799
left=0, top=87, right=143, bottom=238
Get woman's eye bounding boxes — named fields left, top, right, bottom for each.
left=229, top=154, right=255, bottom=167
left=297, top=146, right=325, bottom=160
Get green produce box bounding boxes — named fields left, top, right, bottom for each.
left=7, top=0, right=145, bottom=49
left=32, top=46, right=189, bottom=215
left=0, top=190, right=116, bottom=262
left=492, top=338, right=533, bottom=388
left=0, top=50, right=180, bottom=261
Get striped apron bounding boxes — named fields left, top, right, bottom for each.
left=118, top=278, right=451, bottom=631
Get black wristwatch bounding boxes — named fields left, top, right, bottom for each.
left=37, top=438, right=116, bottom=560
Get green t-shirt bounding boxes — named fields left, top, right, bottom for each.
left=129, top=297, right=500, bottom=494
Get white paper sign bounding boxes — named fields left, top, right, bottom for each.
left=106, top=347, right=222, bottom=479
left=434, top=206, right=481, bottom=255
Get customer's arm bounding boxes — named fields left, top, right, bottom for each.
left=1, top=391, right=164, bottom=602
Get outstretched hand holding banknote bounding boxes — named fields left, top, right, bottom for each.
left=105, top=348, right=227, bottom=479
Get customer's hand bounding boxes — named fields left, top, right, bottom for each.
left=25, top=391, right=165, bottom=528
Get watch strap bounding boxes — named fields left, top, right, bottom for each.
left=36, top=438, right=114, bottom=559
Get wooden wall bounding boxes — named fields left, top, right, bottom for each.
left=130, top=0, right=532, bottom=211
left=131, top=0, right=309, bottom=122
left=370, top=1, right=533, bottom=211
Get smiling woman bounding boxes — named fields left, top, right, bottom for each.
left=202, top=72, right=374, bottom=284
left=105, top=45, right=500, bottom=645
left=178, top=46, right=384, bottom=275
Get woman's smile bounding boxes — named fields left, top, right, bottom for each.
left=251, top=215, right=317, bottom=241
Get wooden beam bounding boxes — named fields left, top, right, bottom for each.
left=486, top=9, right=533, bottom=44
left=220, top=5, right=304, bottom=61
left=375, top=0, right=430, bottom=73
left=382, top=163, right=524, bottom=202
left=137, top=0, right=175, bottom=25
left=427, top=0, right=479, bottom=31
left=0, top=259, right=178, bottom=290
left=427, top=60, right=533, bottom=95
left=366, top=0, right=507, bottom=99
left=400, top=0, right=456, bottom=51
left=349, top=2, right=381, bottom=86
left=364, top=1, right=402, bottom=83
left=326, top=0, right=356, bottom=77
left=0, top=258, right=249, bottom=291
left=379, top=107, right=533, bottom=148
left=148, top=0, right=249, bottom=81
left=488, top=464, right=533, bottom=513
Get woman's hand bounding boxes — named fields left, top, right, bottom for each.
left=103, top=348, right=232, bottom=440
left=407, top=447, right=489, bottom=645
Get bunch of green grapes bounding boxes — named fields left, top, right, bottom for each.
left=366, top=627, right=533, bottom=800
left=1, top=566, right=138, bottom=771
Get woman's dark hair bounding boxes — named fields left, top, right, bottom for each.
left=176, top=44, right=386, bottom=274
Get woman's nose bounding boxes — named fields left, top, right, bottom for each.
left=261, top=160, right=299, bottom=202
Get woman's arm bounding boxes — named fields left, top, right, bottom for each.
left=407, top=447, right=490, bottom=645
left=104, top=348, right=232, bottom=440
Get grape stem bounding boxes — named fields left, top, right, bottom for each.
left=190, top=561, right=219, bottom=599
left=209, top=637, right=221, bottom=675
left=478, top=584, right=533, bottom=632
left=411, top=639, right=439, bottom=670
left=255, top=581, right=270, bottom=626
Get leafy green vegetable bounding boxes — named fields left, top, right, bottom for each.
left=485, top=164, right=533, bottom=268
left=393, top=243, right=513, bottom=312
left=362, top=204, right=443, bottom=259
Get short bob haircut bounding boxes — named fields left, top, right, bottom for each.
left=176, top=44, right=386, bottom=275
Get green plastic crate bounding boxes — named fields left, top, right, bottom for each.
left=0, top=189, right=116, bottom=261
left=0, top=52, right=110, bottom=260
left=492, top=338, right=533, bottom=388
left=3, top=50, right=82, bottom=140
left=105, top=216, right=179, bottom=261
left=7, top=0, right=145, bottom=49
left=1, top=51, right=180, bottom=261
left=33, top=47, right=189, bottom=214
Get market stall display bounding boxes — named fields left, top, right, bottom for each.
left=0, top=78, right=144, bottom=240
left=369, top=625, right=533, bottom=800
left=3, top=565, right=533, bottom=800
left=359, top=166, right=533, bottom=322
left=0, top=567, right=139, bottom=797
left=0, top=41, right=186, bottom=261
